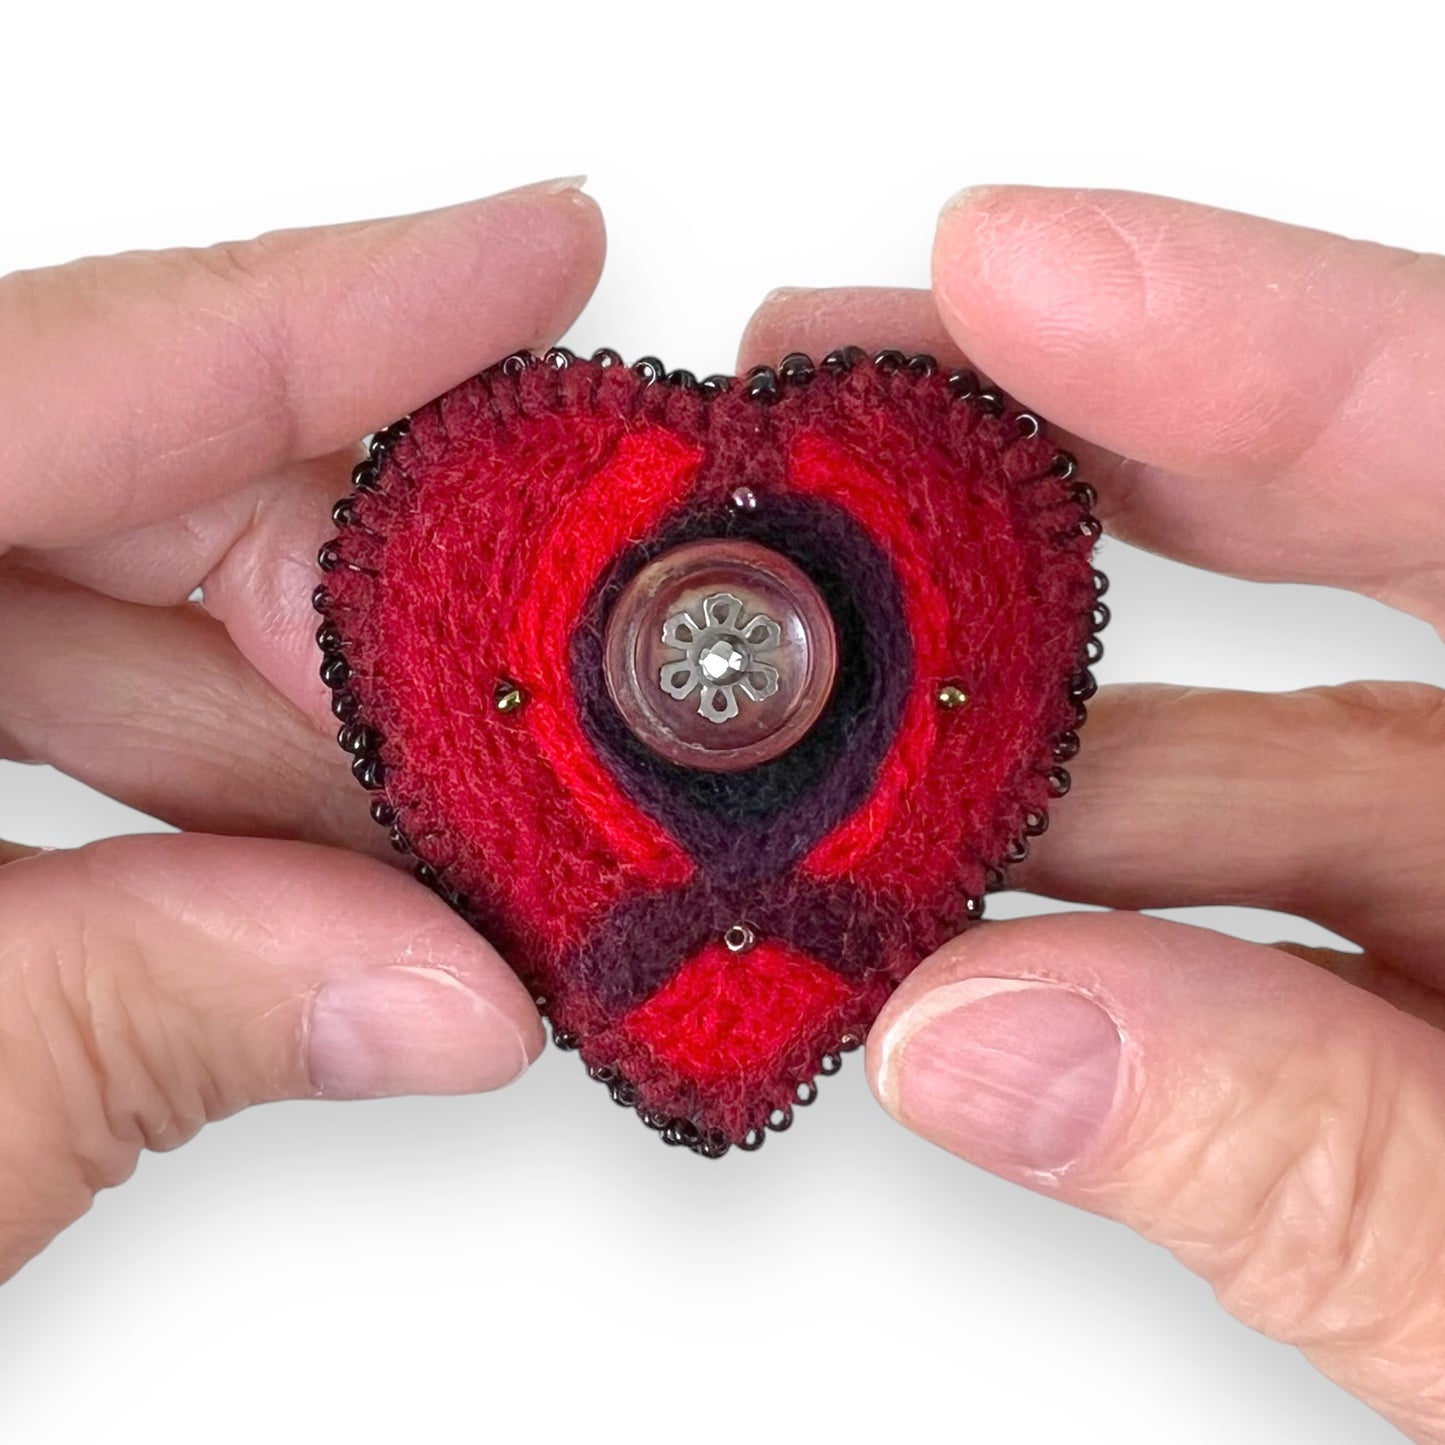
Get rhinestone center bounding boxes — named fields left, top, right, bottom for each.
left=699, top=638, right=749, bottom=683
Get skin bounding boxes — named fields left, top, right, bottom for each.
left=4, top=177, right=1444, bottom=1438
left=740, top=187, right=1445, bottom=1441
left=0, top=176, right=603, bottom=1279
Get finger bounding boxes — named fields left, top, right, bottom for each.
left=744, top=287, right=1445, bottom=972
left=1275, top=944, right=1445, bottom=1033
left=737, top=285, right=958, bottom=373
left=0, top=177, right=604, bottom=549
left=932, top=187, right=1445, bottom=623
left=869, top=913, right=1445, bottom=1443
left=1011, top=681, right=1445, bottom=986
left=0, top=567, right=381, bottom=855
left=0, top=834, right=542, bottom=1282
left=17, top=450, right=352, bottom=724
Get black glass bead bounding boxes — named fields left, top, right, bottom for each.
left=821, top=346, right=866, bottom=373
left=352, top=753, right=385, bottom=790
left=745, top=366, right=779, bottom=402
left=779, top=352, right=814, bottom=384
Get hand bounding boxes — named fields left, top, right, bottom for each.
left=742, top=187, right=1445, bottom=1442
left=0, top=178, right=604, bottom=1282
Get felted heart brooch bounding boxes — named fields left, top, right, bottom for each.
left=314, top=346, right=1106, bottom=1156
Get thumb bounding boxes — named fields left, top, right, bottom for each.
left=0, top=834, right=542, bottom=1282
left=868, top=912, right=1445, bottom=1443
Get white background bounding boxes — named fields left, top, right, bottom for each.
left=3, top=3, right=1443, bottom=1441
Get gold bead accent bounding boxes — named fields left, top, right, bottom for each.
left=937, top=684, right=970, bottom=710
left=723, top=923, right=757, bottom=954
left=495, top=682, right=526, bottom=713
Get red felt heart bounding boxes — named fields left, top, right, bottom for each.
left=315, top=348, right=1105, bottom=1156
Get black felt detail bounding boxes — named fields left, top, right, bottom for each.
left=566, top=874, right=898, bottom=1013
left=569, top=492, right=913, bottom=886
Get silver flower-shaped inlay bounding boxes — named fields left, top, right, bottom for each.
left=658, top=592, right=782, bottom=724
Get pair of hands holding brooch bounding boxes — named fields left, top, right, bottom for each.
left=3, top=176, right=1445, bottom=1442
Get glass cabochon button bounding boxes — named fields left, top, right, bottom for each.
left=602, top=539, right=839, bottom=772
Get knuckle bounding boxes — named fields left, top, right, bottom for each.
left=1310, top=679, right=1445, bottom=751
left=1148, top=1025, right=1445, bottom=1353
left=180, top=233, right=279, bottom=302
left=170, top=235, right=301, bottom=458
left=1300, top=681, right=1445, bottom=865
left=1, top=885, right=215, bottom=1197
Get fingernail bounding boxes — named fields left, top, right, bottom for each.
left=307, top=965, right=536, bottom=1099
left=877, top=978, right=1122, bottom=1175
left=761, top=285, right=811, bottom=306
left=939, top=184, right=1003, bottom=222
left=504, top=174, right=589, bottom=198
